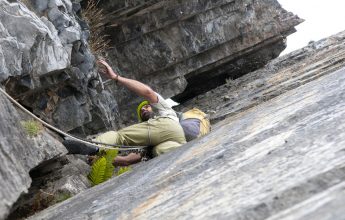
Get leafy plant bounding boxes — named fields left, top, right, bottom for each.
left=88, top=157, right=107, bottom=186
left=103, top=149, right=118, bottom=180
left=21, top=120, right=42, bottom=137
left=88, top=149, right=119, bottom=186
left=117, top=166, right=132, bottom=176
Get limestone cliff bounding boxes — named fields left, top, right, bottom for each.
left=97, top=0, right=303, bottom=125
left=0, top=0, right=302, bottom=130
left=4, top=0, right=340, bottom=219
left=176, top=31, right=345, bottom=123
left=28, top=31, right=345, bottom=219
left=0, top=91, right=67, bottom=219
left=1, top=0, right=119, bottom=137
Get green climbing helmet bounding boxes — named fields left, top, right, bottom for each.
left=137, top=100, right=149, bottom=122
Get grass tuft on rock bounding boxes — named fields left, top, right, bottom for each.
left=21, top=120, right=42, bottom=137
left=19, top=0, right=34, bottom=11
left=82, top=0, right=111, bottom=56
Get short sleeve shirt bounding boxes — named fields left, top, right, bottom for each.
left=150, top=93, right=179, bottom=122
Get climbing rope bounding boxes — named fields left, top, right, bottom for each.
left=0, top=86, right=146, bottom=151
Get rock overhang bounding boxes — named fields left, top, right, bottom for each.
left=97, top=0, right=303, bottom=125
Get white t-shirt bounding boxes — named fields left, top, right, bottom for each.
left=150, top=93, right=179, bottom=122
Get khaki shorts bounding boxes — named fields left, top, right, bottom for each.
left=94, top=117, right=186, bottom=156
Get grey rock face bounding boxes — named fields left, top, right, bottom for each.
left=0, top=0, right=302, bottom=131
left=0, top=1, right=70, bottom=82
left=0, top=0, right=120, bottom=136
left=0, top=1, right=343, bottom=219
left=28, top=58, right=345, bottom=219
left=0, top=92, right=67, bottom=220
left=176, top=31, right=345, bottom=124
left=98, top=0, right=302, bottom=125
left=8, top=155, right=91, bottom=220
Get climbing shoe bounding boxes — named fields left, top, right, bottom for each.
left=62, top=138, right=99, bottom=155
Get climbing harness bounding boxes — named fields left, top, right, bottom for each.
left=0, top=86, right=147, bottom=151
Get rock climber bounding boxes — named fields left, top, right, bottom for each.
left=63, top=59, right=186, bottom=166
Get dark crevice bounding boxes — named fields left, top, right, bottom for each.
left=6, top=157, right=72, bottom=220
left=173, top=39, right=286, bottom=103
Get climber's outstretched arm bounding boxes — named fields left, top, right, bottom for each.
left=97, top=60, right=158, bottom=104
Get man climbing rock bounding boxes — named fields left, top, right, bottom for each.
left=63, top=60, right=186, bottom=166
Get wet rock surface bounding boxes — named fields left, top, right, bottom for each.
left=29, top=55, right=345, bottom=219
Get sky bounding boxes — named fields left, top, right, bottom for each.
left=278, top=0, right=345, bottom=54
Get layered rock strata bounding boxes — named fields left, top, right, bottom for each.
left=98, top=0, right=302, bottom=125
left=1, top=1, right=344, bottom=219
left=28, top=44, right=345, bottom=219
left=176, top=31, right=345, bottom=124
left=0, top=0, right=303, bottom=129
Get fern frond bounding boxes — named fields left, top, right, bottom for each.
left=88, top=149, right=119, bottom=186
left=105, top=149, right=119, bottom=160
left=88, top=157, right=107, bottom=186
left=117, top=166, right=132, bottom=176
left=103, top=149, right=118, bottom=180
